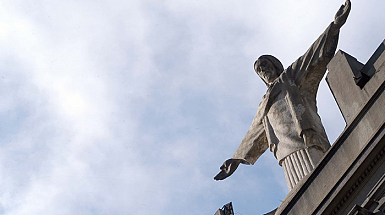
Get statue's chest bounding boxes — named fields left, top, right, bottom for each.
left=268, top=92, right=294, bottom=126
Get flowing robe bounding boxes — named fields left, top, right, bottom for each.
left=232, top=22, right=339, bottom=189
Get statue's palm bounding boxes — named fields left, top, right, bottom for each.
left=214, top=159, right=241, bottom=180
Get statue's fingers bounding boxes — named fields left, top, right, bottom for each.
left=219, top=162, right=228, bottom=170
left=214, top=170, right=228, bottom=180
left=343, top=0, right=351, bottom=12
left=345, top=0, right=351, bottom=7
left=345, top=1, right=351, bottom=13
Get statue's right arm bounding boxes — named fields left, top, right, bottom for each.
left=214, top=114, right=268, bottom=180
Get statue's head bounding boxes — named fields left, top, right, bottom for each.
left=254, top=55, right=284, bottom=85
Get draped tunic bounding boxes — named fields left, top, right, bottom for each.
left=232, top=22, right=339, bottom=166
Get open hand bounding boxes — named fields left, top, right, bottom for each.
left=334, top=0, right=351, bottom=29
left=214, top=159, right=241, bottom=180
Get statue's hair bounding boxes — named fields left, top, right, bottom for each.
left=254, top=55, right=284, bottom=75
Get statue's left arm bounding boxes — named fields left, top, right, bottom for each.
left=287, top=0, right=351, bottom=92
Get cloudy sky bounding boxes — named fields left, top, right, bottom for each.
left=1, top=0, right=384, bottom=214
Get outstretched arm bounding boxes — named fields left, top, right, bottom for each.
left=214, top=110, right=268, bottom=180
left=287, top=0, right=351, bottom=91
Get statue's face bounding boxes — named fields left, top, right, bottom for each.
left=254, top=58, right=278, bottom=84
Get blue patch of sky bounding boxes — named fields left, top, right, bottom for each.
left=0, top=58, right=61, bottom=195
left=0, top=107, right=29, bottom=143
left=0, top=59, right=33, bottom=142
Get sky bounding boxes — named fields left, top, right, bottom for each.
left=0, top=0, right=385, bottom=215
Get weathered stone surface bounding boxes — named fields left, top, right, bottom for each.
left=275, top=39, right=385, bottom=215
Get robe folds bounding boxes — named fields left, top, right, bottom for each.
left=232, top=22, right=339, bottom=167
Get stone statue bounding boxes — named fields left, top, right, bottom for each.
left=214, top=0, right=351, bottom=190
